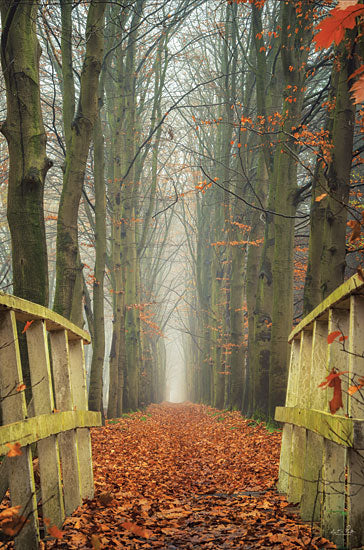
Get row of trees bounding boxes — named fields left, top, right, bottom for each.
left=181, top=0, right=364, bottom=417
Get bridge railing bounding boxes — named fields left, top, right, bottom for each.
left=275, top=274, right=364, bottom=549
left=0, top=293, right=101, bottom=549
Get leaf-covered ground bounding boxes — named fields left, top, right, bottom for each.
left=46, top=403, right=336, bottom=549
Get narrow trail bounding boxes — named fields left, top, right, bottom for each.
left=47, top=403, right=335, bottom=549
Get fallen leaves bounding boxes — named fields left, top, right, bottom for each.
left=43, top=403, right=335, bottom=549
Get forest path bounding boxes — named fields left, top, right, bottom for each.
left=47, top=403, right=335, bottom=549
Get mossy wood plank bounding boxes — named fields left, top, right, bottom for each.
left=328, top=308, right=349, bottom=414
left=0, top=291, right=90, bottom=343
left=298, top=331, right=312, bottom=408
left=49, top=329, right=82, bottom=514
left=287, top=425, right=306, bottom=504
left=58, top=430, right=82, bottom=515
left=349, top=295, right=364, bottom=419
left=289, top=274, right=364, bottom=343
left=26, top=320, right=55, bottom=414
left=275, top=407, right=356, bottom=447
left=0, top=410, right=101, bottom=455
left=300, top=430, right=324, bottom=522
left=69, top=340, right=87, bottom=409
left=310, top=320, right=329, bottom=410
left=76, top=427, right=95, bottom=499
left=26, top=320, right=64, bottom=529
left=0, top=310, right=39, bottom=547
left=50, top=329, right=73, bottom=411
left=69, top=340, right=94, bottom=499
left=0, top=310, right=27, bottom=423
left=286, top=338, right=301, bottom=407
left=277, top=423, right=293, bottom=494
left=347, top=447, right=364, bottom=548
left=321, top=440, right=346, bottom=548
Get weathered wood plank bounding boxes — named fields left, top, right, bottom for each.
left=300, top=430, right=323, bottom=522
left=328, top=308, right=349, bottom=413
left=287, top=426, right=306, bottom=504
left=277, top=423, right=293, bottom=494
left=26, top=320, right=64, bottom=529
left=0, top=410, right=101, bottom=456
left=310, top=320, right=328, bottom=411
left=286, top=337, right=301, bottom=407
left=69, top=339, right=94, bottom=499
left=349, top=295, right=364, bottom=419
left=0, top=310, right=39, bottom=549
left=50, top=330, right=81, bottom=515
left=0, top=292, right=90, bottom=343
left=274, top=407, right=356, bottom=447
left=289, top=274, right=364, bottom=343
left=347, top=447, right=364, bottom=548
left=321, top=440, right=346, bottom=548
left=298, top=331, right=312, bottom=408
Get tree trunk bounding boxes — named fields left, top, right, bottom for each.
left=54, top=0, right=105, bottom=322
left=0, top=0, right=51, bottom=306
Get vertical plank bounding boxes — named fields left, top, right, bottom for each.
left=69, top=339, right=94, bottom=499
left=286, top=336, right=301, bottom=407
left=287, top=425, right=306, bottom=504
left=348, top=295, right=364, bottom=418
left=321, top=439, right=346, bottom=548
left=301, top=430, right=323, bottom=521
left=297, top=331, right=312, bottom=408
left=277, top=423, right=292, bottom=494
left=328, top=308, right=349, bottom=414
left=26, top=321, right=65, bottom=529
left=277, top=338, right=300, bottom=493
left=310, top=320, right=329, bottom=410
left=0, top=310, right=39, bottom=549
left=347, top=295, right=364, bottom=547
left=50, top=330, right=82, bottom=515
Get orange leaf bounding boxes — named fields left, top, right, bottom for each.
left=314, top=5, right=364, bottom=49
left=22, top=320, right=34, bottom=334
left=348, top=220, right=361, bottom=242
left=6, top=442, right=22, bottom=457
left=16, top=383, right=26, bottom=392
left=327, top=330, right=342, bottom=344
left=315, top=193, right=327, bottom=202
left=339, top=335, right=348, bottom=342
left=350, top=74, right=364, bottom=104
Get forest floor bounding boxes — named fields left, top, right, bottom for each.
left=44, top=402, right=336, bottom=550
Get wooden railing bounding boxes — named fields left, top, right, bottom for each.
left=275, top=274, right=364, bottom=549
left=0, top=293, right=101, bottom=549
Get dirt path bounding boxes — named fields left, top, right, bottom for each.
left=46, top=403, right=336, bottom=549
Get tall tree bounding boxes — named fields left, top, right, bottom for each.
left=0, top=0, right=52, bottom=306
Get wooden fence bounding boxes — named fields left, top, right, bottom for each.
left=0, top=293, right=101, bottom=549
left=275, top=274, right=364, bottom=549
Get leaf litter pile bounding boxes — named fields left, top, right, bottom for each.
left=45, top=403, right=335, bottom=549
